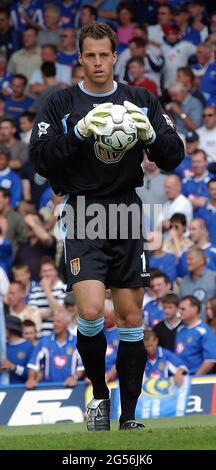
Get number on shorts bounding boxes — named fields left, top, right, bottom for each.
left=141, top=252, right=146, bottom=273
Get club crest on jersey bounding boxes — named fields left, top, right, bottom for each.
left=94, top=141, right=125, bottom=164
left=70, top=258, right=80, bottom=275
left=38, top=122, right=50, bottom=137
left=163, top=114, right=174, bottom=128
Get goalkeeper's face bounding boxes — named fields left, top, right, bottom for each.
left=79, top=37, right=117, bottom=91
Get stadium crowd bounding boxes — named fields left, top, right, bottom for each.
left=0, top=0, right=216, bottom=387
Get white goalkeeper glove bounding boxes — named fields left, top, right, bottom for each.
left=76, top=102, right=113, bottom=139
left=124, top=100, right=156, bottom=144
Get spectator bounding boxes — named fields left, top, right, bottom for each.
left=178, top=218, right=216, bottom=277
left=127, top=56, right=157, bottom=95
left=7, top=26, right=41, bottom=82
left=197, top=105, right=216, bottom=163
left=162, top=175, right=193, bottom=232
left=143, top=271, right=171, bottom=328
left=176, top=295, right=216, bottom=375
left=161, top=26, right=196, bottom=92
left=182, top=149, right=213, bottom=214
left=153, top=293, right=182, bottom=351
left=147, top=4, right=173, bottom=48
left=0, top=117, right=29, bottom=171
left=12, top=262, right=38, bottom=303
left=0, top=299, right=7, bottom=384
left=0, top=145, right=22, bottom=207
left=115, top=36, right=163, bottom=95
left=0, top=7, right=21, bottom=60
left=144, top=329, right=186, bottom=385
left=0, top=315, right=34, bottom=384
left=29, top=43, right=71, bottom=96
left=19, top=110, right=36, bottom=145
left=128, top=0, right=158, bottom=26
left=0, top=187, right=26, bottom=253
left=188, top=0, right=208, bottom=42
left=31, top=62, right=59, bottom=113
left=103, top=298, right=119, bottom=383
left=22, top=319, right=38, bottom=346
left=173, top=130, right=199, bottom=180
left=163, top=213, right=193, bottom=258
left=78, top=4, right=98, bottom=29
left=167, top=81, right=203, bottom=135
left=177, top=66, right=206, bottom=106
left=179, top=248, right=216, bottom=320
left=116, top=2, right=136, bottom=51
left=57, top=27, right=78, bottom=68
left=196, top=178, right=216, bottom=245
left=10, top=0, right=44, bottom=33
left=0, top=53, right=13, bottom=96
left=149, top=246, right=177, bottom=282
left=21, top=160, right=49, bottom=208
left=71, top=63, right=84, bottom=85
left=14, top=214, right=56, bottom=282
left=206, top=297, right=216, bottom=334
left=56, top=0, right=82, bottom=29
left=136, top=154, right=168, bottom=206
left=7, top=281, right=41, bottom=334
left=26, top=311, right=84, bottom=387
left=28, top=256, right=65, bottom=336
left=192, top=43, right=216, bottom=103
left=64, top=292, right=78, bottom=335
left=0, top=265, right=9, bottom=300
left=4, top=74, right=33, bottom=121
left=37, top=4, right=62, bottom=47
left=173, top=5, right=201, bottom=45
left=0, top=222, right=13, bottom=276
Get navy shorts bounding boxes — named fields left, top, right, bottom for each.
left=62, top=190, right=150, bottom=290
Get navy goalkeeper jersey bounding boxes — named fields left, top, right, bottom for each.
left=30, top=81, right=184, bottom=197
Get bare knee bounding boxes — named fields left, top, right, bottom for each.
left=117, top=310, right=143, bottom=328
left=78, top=303, right=104, bottom=321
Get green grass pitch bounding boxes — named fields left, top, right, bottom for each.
left=0, top=415, right=216, bottom=450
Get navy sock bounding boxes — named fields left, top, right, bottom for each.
left=77, top=330, right=109, bottom=400
left=116, top=340, right=147, bottom=425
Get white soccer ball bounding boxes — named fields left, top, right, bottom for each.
left=95, top=104, right=138, bottom=152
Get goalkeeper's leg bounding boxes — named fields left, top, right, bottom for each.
left=73, top=279, right=110, bottom=431
left=112, top=287, right=147, bottom=429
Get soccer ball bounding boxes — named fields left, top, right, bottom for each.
left=95, top=104, right=138, bottom=152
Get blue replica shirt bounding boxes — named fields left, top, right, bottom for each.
left=182, top=173, right=213, bottom=199
left=143, top=300, right=165, bottom=328
left=56, top=0, right=82, bottom=28
left=104, top=327, right=119, bottom=373
left=149, top=252, right=177, bottom=281
left=179, top=27, right=201, bottom=46
left=5, top=95, right=34, bottom=121
left=0, top=239, right=13, bottom=276
left=173, top=154, right=192, bottom=180
left=10, top=0, right=44, bottom=32
left=6, top=339, right=34, bottom=384
left=196, top=204, right=216, bottom=246
left=200, top=62, right=216, bottom=101
left=178, top=243, right=216, bottom=277
left=145, top=346, right=186, bottom=379
left=28, top=332, right=83, bottom=382
left=39, top=186, right=52, bottom=209
left=0, top=167, right=22, bottom=208
left=0, top=72, right=13, bottom=93
left=175, top=321, right=216, bottom=374
left=57, top=51, right=78, bottom=68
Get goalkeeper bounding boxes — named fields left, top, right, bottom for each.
left=30, top=22, right=184, bottom=431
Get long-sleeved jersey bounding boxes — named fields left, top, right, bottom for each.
left=30, top=82, right=184, bottom=197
